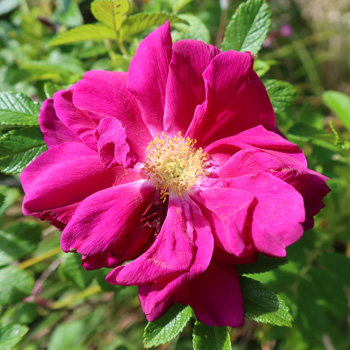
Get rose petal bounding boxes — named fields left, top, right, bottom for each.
left=206, top=125, right=306, bottom=169
left=107, top=195, right=213, bottom=286
left=54, top=90, right=98, bottom=150
left=189, top=261, right=244, bottom=327
left=192, top=186, right=255, bottom=256
left=72, top=70, right=152, bottom=161
left=94, top=117, right=137, bottom=168
left=303, top=169, right=330, bottom=229
left=163, top=40, right=220, bottom=135
left=138, top=285, right=175, bottom=321
left=213, top=148, right=291, bottom=179
left=186, top=51, right=275, bottom=147
left=225, top=173, right=305, bottom=257
left=127, top=22, right=172, bottom=136
left=61, top=180, right=154, bottom=255
left=82, top=225, right=153, bottom=270
left=20, top=142, right=96, bottom=193
left=39, top=98, right=81, bottom=148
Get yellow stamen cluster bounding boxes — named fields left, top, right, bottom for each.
left=144, top=132, right=209, bottom=201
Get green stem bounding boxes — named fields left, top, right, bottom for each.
left=104, top=39, right=117, bottom=61
left=51, top=285, right=102, bottom=309
left=18, top=247, right=62, bottom=270
left=117, top=39, right=131, bottom=59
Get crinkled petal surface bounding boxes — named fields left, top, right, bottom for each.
left=223, top=173, right=305, bottom=257
left=192, top=187, right=255, bottom=257
left=82, top=225, right=153, bottom=270
left=72, top=70, right=152, bottom=161
left=54, top=90, right=98, bottom=150
left=107, top=195, right=213, bottom=286
left=163, top=40, right=220, bottom=135
left=205, top=125, right=306, bottom=169
left=61, top=180, right=154, bottom=256
left=94, top=117, right=137, bottom=168
left=39, top=98, right=81, bottom=148
left=186, top=51, right=275, bottom=147
left=189, top=261, right=244, bottom=327
left=127, top=21, right=172, bottom=136
left=21, top=143, right=118, bottom=218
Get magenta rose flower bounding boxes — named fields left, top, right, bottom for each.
left=20, top=22, right=329, bottom=327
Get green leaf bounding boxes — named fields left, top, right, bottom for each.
left=0, top=222, right=42, bottom=266
left=0, top=127, right=47, bottom=174
left=323, top=90, right=350, bottom=131
left=192, top=321, right=231, bottom=350
left=317, top=252, right=350, bottom=287
left=240, top=276, right=293, bottom=327
left=48, top=24, right=116, bottom=46
left=296, top=279, right=329, bottom=344
left=0, top=323, right=28, bottom=350
left=0, top=194, right=5, bottom=209
left=120, top=12, right=187, bottom=40
left=237, top=254, right=288, bottom=275
left=11, top=302, right=39, bottom=325
left=254, top=59, right=271, bottom=77
left=171, top=0, right=192, bottom=14
left=43, top=82, right=65, bottom=98
left=221, top=0, right=271, bottom=54
left=309, top=267, right=348, bottom=319
left=143, top=303, right=192, bottom=348
left=0, top=92, right=40, bottom=126
left=48, top=308, right=105, bottom=350
left=172, top=14, right=210, bottom=44
left=0, top=186, right=20, bottom=221
left=0, top=266, right=34, bottom=304
left=59, top=253, right=96, bottom=289
left=91, top=0, right=129, bottom=31
left=263, top=79, right=296, bottom=113
left=47, top=319, right=86, bottom=350
left=286, top=123, right=336, bottom=149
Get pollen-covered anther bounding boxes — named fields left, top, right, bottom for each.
left=143, top=132, right=209, bottom=201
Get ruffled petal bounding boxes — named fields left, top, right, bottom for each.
left=212, top=148, right=295, bottom=179
left=54, top=90, right=98, bottom=150
left=206, top=125, right=306, bottom=169
left=22, top=142, right=142, bottom=230
left=225, top=173, right=305, bottom=257
left=189, top=261, right=244, bottom=327
left=127, top=22, right=172, bottom=136
left=39, top=98, right=81, bottom=148
left=192, top=186, right=255, bottom=256
left=20, top=142, right=95, bottom=193
left=22, top=146, right=118, bottom=217
left=186, top=51, right=275, bottom=147
left=94, top=117, right=137, bottom=168
left=138, top=285, right=174, bottom=321
left=107, top=195, right=213, bottom=287
left=132, top=197, right=214, bottom=320
left=303, top=170, right=330, bottom=229
left=72, top=70, right=152, bottom=161
left=163, top=40, right=220, bottom=135
left=61, top=180, right=154, bottom=255
left=82, top=225, right=153, bottom=270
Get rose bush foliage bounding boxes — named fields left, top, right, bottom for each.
left=20, top=22, right=329, bottom=327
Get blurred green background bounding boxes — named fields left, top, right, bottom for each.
left=0, top=0, right=349, bottom=349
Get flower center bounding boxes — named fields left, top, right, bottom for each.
left=143, top=132, right=209, bottom=201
